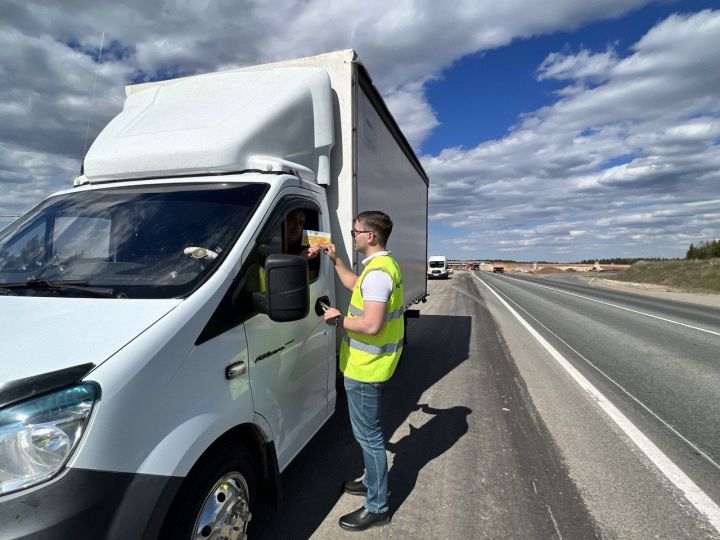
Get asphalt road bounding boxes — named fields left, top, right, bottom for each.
left=474, top=270, right=720, bottom=538
left=251, top=273, right=601, bottom=539
left=249, top=272, right=720, bottom=538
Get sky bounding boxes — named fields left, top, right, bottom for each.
left=1, top=0, right=719, bottom=262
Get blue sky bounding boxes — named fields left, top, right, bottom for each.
left=422, top=3, right=682, bottom=155
left=421, top=1, right=720, bottom=260
left=1, top=0, right=719, bottom=261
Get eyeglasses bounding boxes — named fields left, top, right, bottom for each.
left=350, top=228, right=372, bottom=238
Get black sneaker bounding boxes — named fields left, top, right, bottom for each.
left=339, top=506, right=390, bottom=531
left=343, top=479, right=368, bottom=496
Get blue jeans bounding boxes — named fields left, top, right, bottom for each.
left=344, top=376, right=388, bottom=513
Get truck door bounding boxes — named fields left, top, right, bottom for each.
left=241, top=198, right=332, bottom=468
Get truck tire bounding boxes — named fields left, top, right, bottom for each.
left=160, top=443, right=257, bottom=540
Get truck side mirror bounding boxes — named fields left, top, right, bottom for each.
left=252, top=254, right=309, bottom=322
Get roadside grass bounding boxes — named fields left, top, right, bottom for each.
left=601, top=258, right=720, bottom=292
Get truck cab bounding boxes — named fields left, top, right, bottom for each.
left=0, top=173, right=334, bottom=539
left=427, top=255, right=449, bottom=279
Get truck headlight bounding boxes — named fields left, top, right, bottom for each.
left=0, top=383, right=97, bottom=495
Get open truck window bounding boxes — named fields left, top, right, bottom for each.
left=234, top=203, right=323, bottom=317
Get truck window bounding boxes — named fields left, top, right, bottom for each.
left=53, top=215, right=112, bottom=260
left=234, top=205, right=322, bottom=320
left=283, top=208, right=321, bottom=279
left=0, top=183, right=267, bottom=299
left=0, top=220, right=47, bottom=275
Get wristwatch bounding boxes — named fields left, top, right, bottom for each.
left=331, top=314, right=342, bottom=327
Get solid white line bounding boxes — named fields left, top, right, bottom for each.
left=498, top=273, right=720, bottom=337
left=472, top=272, right=720, bottom=533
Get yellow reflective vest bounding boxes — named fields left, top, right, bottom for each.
left=340, top=253, right=404, bottom=382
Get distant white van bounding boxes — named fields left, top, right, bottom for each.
left=427, top=255, right=449, bottom=279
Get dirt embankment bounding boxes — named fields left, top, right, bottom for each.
left=584, top=259, right=720, bottom=308
left=605, top=259, right=720, bottom=292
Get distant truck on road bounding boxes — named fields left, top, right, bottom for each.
left=427, top=255, right=450, bottom=279
left=493, top=262, right=505, bottom=273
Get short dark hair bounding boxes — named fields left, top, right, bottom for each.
left=355, top=211, right=393, bottom=246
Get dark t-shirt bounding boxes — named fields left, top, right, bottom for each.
left=287, top=240, right=305, bottom=256
left=286, top=239, right=321, bottom=279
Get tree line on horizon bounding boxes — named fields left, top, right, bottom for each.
left=686, top=239, right=720, bottom=260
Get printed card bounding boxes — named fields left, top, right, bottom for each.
left=302, top=230, right=331, bottom=246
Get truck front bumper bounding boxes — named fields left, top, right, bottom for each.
left=0, top=467, right=182, bottom=540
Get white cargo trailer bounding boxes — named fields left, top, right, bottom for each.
left=0, top=50, right=428, bottom=539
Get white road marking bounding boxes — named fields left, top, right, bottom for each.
left=494, top=280, right=720, bottom=474
left=546, top=505, right=563, bottom=540
left=496, top=273, right=720, bottom=337
left=472, top=272, right=720, bottom=534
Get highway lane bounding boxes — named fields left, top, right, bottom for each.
left=474, top=270, right=720, bottom=513
left=501, top=271, right=720, bottom=333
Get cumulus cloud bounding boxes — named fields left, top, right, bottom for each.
left=0, top=0, right=659, bottom=222
left=6, top=1, right=715, bottom=259
left=537, top=47, right=619, bottom=83
left=384, top=82, right=440, bottom=149
left=425, top=9, right=720, bottom=259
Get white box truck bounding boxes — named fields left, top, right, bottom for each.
left=0, top=50, right=428, bottom=539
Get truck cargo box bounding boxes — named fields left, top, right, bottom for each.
left=98, top=49, right=428, bottom=312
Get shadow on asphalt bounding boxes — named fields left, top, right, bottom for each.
left=386, top=403, right=471, bottom=514
left=251, top=314, right=472, bottom=538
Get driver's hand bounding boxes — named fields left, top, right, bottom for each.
left=306, top=244, right=322, bottom=259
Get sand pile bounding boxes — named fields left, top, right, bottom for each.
left=536, top=266, right=565, bottom=274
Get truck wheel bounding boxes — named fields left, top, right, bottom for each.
left=161, top=444, right=257, bottom=540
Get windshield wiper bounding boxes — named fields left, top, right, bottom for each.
left=1, top=279, right=118, bottom=298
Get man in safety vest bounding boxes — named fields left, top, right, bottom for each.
left=322, top=210, right=403, bottom=532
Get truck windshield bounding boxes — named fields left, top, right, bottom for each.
left=429, top=261, right=445, bottom=268
left=0, top=182, right=267, bottom=299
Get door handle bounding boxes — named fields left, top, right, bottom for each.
left=225, top=361, right=246, bottom=380
left=315, top=296, right=331, bottom=317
